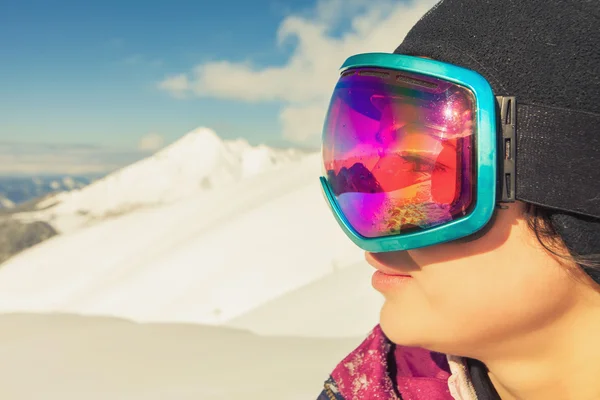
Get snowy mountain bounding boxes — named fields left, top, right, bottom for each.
left=0, top=128, right=381, bottom=338
left=31, top=127, right=306, bottom=231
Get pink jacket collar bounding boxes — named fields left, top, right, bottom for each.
left=328, top=325, right=478, bottom=400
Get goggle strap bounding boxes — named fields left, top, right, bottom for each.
left=496, top=96, right=517, bottom=203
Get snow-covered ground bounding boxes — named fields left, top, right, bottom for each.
left=0, top=313, right=364, bottom=400
left=227, top=260, right=381, bottom=337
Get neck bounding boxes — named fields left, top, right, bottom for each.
left=482, top=290, right=600, bottom=400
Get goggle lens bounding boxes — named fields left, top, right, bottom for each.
left=322, top=68, right=477, bottom=238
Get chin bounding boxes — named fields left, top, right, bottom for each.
left=378, top=300, right=456, bottom=354
left=378, top=301, right=428, bottom=348
left=379, top=302, right=495, bottom=358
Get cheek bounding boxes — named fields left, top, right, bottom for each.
left=380, top=216, right=579, bottom=353
left=416, top=245, right=573, bottom=324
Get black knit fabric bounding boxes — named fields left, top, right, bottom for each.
left=394, top=0, right=600, bottom=282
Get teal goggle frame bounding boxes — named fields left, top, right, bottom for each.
left=319, top=53, right=516, bottom=253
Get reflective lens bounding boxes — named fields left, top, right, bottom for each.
left=322, top=68, right=477, bottom=238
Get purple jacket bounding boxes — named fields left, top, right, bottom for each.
left=317, top=325, right=479, bottom=400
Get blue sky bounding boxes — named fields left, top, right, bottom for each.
left=0, top=0, right=434, bottom=174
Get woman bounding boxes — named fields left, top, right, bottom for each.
left=317, top=0, right=599, bottom=399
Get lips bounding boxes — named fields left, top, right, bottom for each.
left=365, top=251, right=418, bottom=277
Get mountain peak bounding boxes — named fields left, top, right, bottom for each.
left=186, top=127, right=221, bottom=141
left=40, top=127, right=306, bottom=219
left=157, top=127, right=223, bottom=157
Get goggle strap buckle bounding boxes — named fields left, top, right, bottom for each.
left=496, top=96, right=517, bottom=203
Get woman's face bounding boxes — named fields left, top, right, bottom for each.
left=367, top=201, right=588, bottom=358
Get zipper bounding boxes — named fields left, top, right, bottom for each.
left=322, top=382, right=338, bottom=400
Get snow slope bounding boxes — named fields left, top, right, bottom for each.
left=32, top=127, right=304, bottom=231
left=0, top=313, right=363, bottom=400
left=227, top=260, right=383, bottom=337
left=0, top=150, right=378, bottom=337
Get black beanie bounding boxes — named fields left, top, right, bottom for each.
left=395, top=0, right=600, bottom=283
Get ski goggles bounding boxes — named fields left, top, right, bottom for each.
left=320, top=53, right=516, bottom=253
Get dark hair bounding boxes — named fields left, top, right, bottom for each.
left=525, top=204, right=600, bottom=278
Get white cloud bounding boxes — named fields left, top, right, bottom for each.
left=158, top=0, right=438, bottom=143
left=280, top=104, right=328, bottom=143
left=158, top=74, right=191, bottom=99
left=138, top=133, right=165, bottom=152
